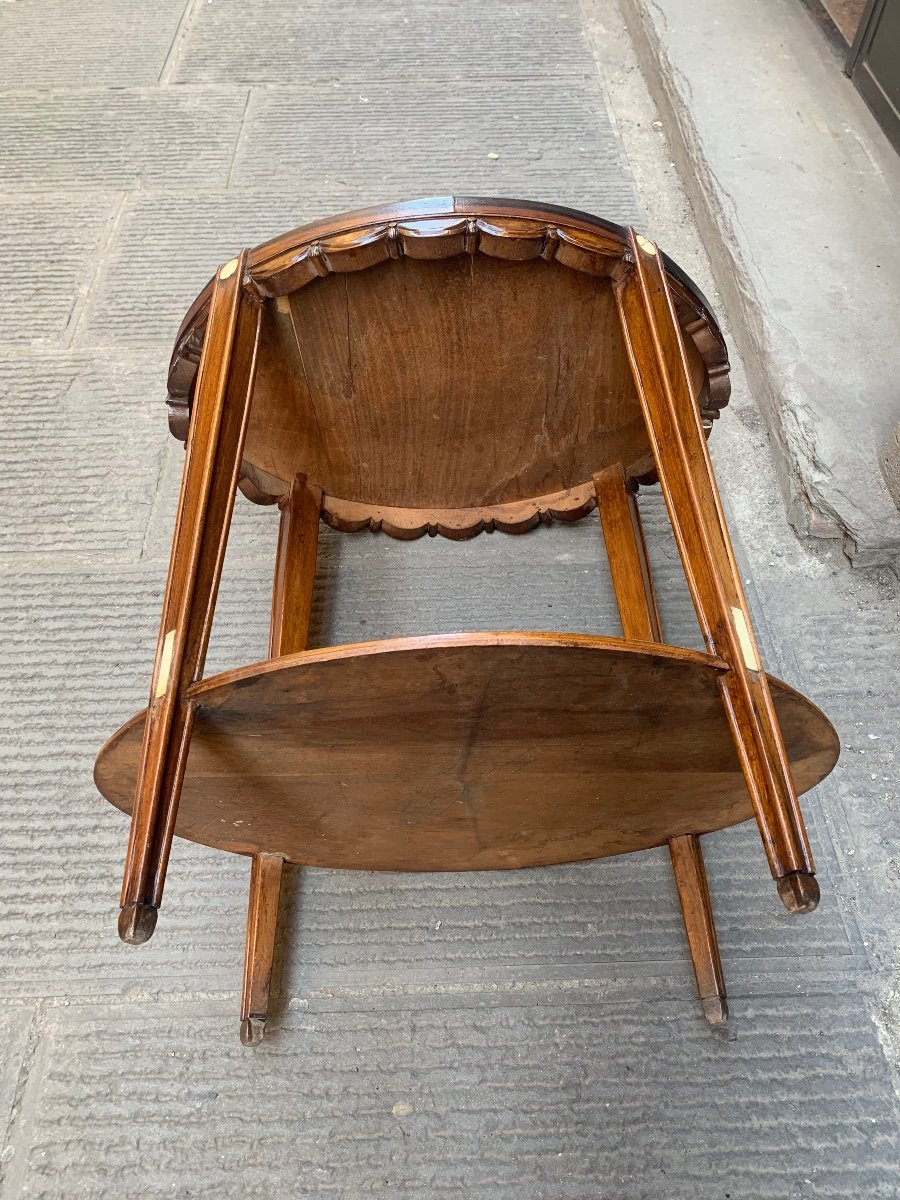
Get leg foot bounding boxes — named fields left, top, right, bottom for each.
left=118, top=901, right=158, bottom=945
left=777, top=871, right=819, bottom=914
left=669, top=835, right=727, bottom=1027
left=701, top=995, right=729, bottom=1026
left=240, top=1016, right=266, bottom=1046
left=240, top=854, right=284, bottom=1044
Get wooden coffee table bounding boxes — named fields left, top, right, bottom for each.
left=94, top=198, right=839, bottom=1044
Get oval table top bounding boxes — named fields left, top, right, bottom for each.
left=95, top=633, right=839, bottom=872
left=163, top=198, right=732, bottom=537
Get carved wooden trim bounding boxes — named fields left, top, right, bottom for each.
left=322, top=482, right=598, bottom=541
left=165, top=198, right=731, bottom=536
left=246, top=215, right=624, bottom=298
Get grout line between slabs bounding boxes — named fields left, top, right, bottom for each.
left=0, top=72, right=597, bottom=101
left=158, top=0, right=204, bottom=86
left=66, top=193, right=128, bottom=350
left=225, top=90, right=253, bottom=189
left=0, top=1004, right=44, bottom=1200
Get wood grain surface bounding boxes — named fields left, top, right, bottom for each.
left=165, top=199, right=731, bottom=537
left=95, top=634, right=838, bottom=873
left=614, top=231, right=818, bottom=903
left=117, top=252, right=261, bottom=944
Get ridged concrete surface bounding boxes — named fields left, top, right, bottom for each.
left=3, top=995, right=897, bottom=1199
left=0, top=0, right=189, bottom=88
left=0, top=90, right=247, bottom=191
left=1, top=0, right=897, bottom=1194
left=231, top=79, right=642, bottom=203
left=0, top=195, right=120, bottom=348
left=173, top=0, right=595, bottom=84
left=0, top=354, right=166, bottom=563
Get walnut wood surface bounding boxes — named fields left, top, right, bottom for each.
left=594, top=464, right=662, bottom=643
left=239, top=472, right=323, bottom=1043
left=97, top=197, right=841, bottom=1026
left=269, top=474, right=321, bottom=657
left=165, top=198, right=731, bottom=539
left=595, top=465, right=726, bottom=1024
left=240, top=852, right=283, bottom=1047
left=95, top=635, right=838, bottom=873
left=669, top=835, right=727, bottom=1024
left=614, top=231, right=818, bottom=906
left=118, top=253, right=261, bottom=944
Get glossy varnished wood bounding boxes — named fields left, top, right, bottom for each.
left=238, top=472, right=323, bottom=1043
left=97, top=199, right=841, bottom=1041
left=595, top=463, right=727, bottom=1023
left=95, top=635, right=839, bottom=873
left=594, top=464, right=662, bottom=643
left=240, top=852, right=283, bottom=1046
left=669, top=835, right=727, bottom=1024
left=614, top=231, right=819, bottom=912
left=165, top=199, right=731, bottom=539
left=118, top=252, right=261, bottom=943
left=269, top=473, right=321, bottom=658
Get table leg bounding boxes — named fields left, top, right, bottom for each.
left=119, top=252, right=261, bottom=944
left=669, top=834, right=728, bottom=1025
left=593, top=463, right=661, bottom=643
left=239, top=474, right=322, bottom=1043
left=269, top=473, right=322, bottom=658
left=240, top=853, right=285, bottom=1046
left=594, top=463, right=728, bottom=1024
left=614, top=230, right=818, bottom=914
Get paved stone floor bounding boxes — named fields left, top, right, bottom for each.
left=0, top=1, right=897, bottom=1196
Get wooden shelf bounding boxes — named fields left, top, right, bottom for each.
left=96, top=633, right=838, bottom=872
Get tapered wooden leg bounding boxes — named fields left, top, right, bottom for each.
left=595, top=463, right=728, bottom=1024
left=119, top=252, right=261, bottom=943
left=240, top=852, right=284, bottom=1046
left=594, top=463, right=662, bottom=642
left=614, top=231, right=818, bottom=913
left=239, top=473, right=322, bottom=1043
left=268, top=473, right=322, bottom=659
left=669, top=835, right=728, bottom=1024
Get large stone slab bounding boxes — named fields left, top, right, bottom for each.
left=0, top=90, right=246, bottom=190
left=0, top=1006, right=35, bottom=1170
left=0, top=353, right=168, bottom=565
left=232, top=78, right=643, bottom=214
left=77, top=192, right=329, bottom=348
left=0, top=194, right=119, bottom=349
left=623, top=0, right=900, bottom=567
left=80, top=71, right=641, bottom=350
left=5, top=992, right=896, bottom=1198
left=174, top=0, right=593, bottom=84
left=0, top=0, right=188, bottom=88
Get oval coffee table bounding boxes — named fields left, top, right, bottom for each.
left=94, top=198, right=839, bottom=1044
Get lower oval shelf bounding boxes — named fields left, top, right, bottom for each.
left=94, top=632, right=839, bottom=871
